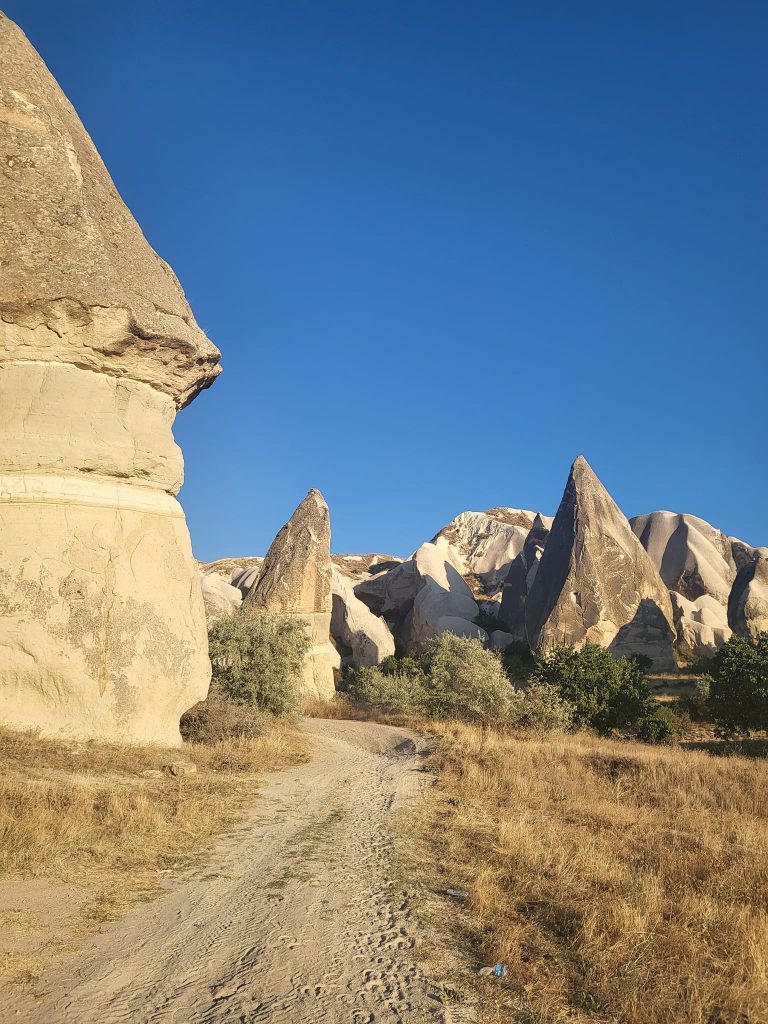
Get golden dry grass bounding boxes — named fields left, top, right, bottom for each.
left=0, top=723, right=307, bottom=880
left=418, top=722, right=768, bottom=1024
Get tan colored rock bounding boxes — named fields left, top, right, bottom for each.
left=244, top=490, right=339, bottom=699
left=331, top=566, right=395, bottom=668
left=0, top=15, right=220, bottom=744
left=525, top=457, right=676, bottom=669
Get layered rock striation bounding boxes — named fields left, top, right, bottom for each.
left=0, top=15, right=220, bottom=743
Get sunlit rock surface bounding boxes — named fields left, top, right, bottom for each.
left=0, top=14, right=220, bottom=743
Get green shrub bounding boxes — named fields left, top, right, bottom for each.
left=180, top=685, right=269, bottom=743
left=512, top=681, right=573, bottom=737
left=532, top=643, right=653, bottom=735
left=629, top=653, right=654, bottom=674
left=208, top=610, right=310, bottom=717
left=636, top=706, right=683, bottom=745
left=351, top=634, right=515, bottom=722
left=425, top=633, right=514, bottom=721
left=707, top=633, right=768, bottom=736
left=350, top=667, right=428, bottom=715
left=501, top=641, right=536, bottom=682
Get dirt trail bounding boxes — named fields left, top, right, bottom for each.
left=7, top=718, right=448, bottom=1024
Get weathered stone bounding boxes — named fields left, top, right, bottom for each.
left=356, top=538, right=484, bottom=654
left=728, top=555, right=768, bottom=638
left=230, top=561, right=264, bottom=598
left=671, top=593, right=731, bottom=657
left=331, top=566, right=395, bottom=668
left=525, top=457, right=676, bottom=669
left=165, top=761, right=197, bottom=777
left=244, top=490, right=339, bottom=699
left=431, top=509, right=550, bottom=601
left=200, top=572, right=242, bottom=622
left=0, top=15, right=219, bottom=744
left=630, top=511, right=738, bottom=605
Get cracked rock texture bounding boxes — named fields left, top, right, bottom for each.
left=0, top=15, right=219, bottom=743
left=244, top=490, right=340, bottom=699
left=525, top=456, right=677, bottom=669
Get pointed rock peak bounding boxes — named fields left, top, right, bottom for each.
left=245, top=490, right=332, bottom=615
left=526, top=456, right=676, bottom=668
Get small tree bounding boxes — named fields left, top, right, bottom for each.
left=208, top=610, right=310, bottom=717
left=424, top=633, right=514, bottom=721
left=350, top=667, right=428, bottom=715
left=513, top=681, right=573, bottom=738
left=707, top=633, right=768, bottom=736
left=532, top=643, right=653, bottom=734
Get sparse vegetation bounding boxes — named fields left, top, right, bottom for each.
left=208, top=609, right=310, bottom=717
left=180, top=685, right=269, bottom=744
left=416, top=721, right=768, bottom=1024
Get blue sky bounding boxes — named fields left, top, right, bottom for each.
left=8, top=2, right=767, bottom=558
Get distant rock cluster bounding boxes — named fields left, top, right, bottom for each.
left=202, top=457, right=767, bottom=673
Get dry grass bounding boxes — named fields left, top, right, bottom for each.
left=417, top=723, right=768, bottom=1023
left=0, top=720, right=307, bottom=987
left=0, top=723, right=307, bottom=880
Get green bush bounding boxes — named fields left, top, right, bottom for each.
left=532, top=643, right=653, bottom=734
left=350, top=667, right=428, bottom=715
left=636, top=706, right=683, bottom=745
left=207, top=610, right=310, bottom=717
left=512, top=681, right=573, bottom=737
left=425, top=633, right=516, bottom=721
left=180, top=685, right=270, bottom=743
left=706, top=632, right=768, bottom=736
left=351, top=634, right=515, bottom=722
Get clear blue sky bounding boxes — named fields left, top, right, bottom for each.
left=7, top=2, right=767, bottom=558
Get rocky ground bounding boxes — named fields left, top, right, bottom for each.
left=5, top=720, right=454, bottom=1024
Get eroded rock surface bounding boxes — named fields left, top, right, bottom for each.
left=0, top=15, right=219, bottom=743
left=331, top=566, right=395, bottom=668
left=244, top=490, right=339, bottom=699
left=729, top=555, right=768, bottom=638
left=355, top=538, right=484, bottom=654
left=525, top=457, right=676, bottom=668
left=499, top=513, right=551, bottom=641
left=200, top=572, right=242, bottom=622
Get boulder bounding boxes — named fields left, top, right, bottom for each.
left=0, top=15, right=220, bottom=744
left=331, top=567, right=395, bottom=668
left=356, top=538, right=484, bottom=654
left=200, top=572, right=242, bottom=622
left=728, top=555, right=768, bottom=638
left=244, top=490, right=339, bottom=699
left=525, top=457, right=676, bottom=669
left=498, top=514, right=551, bottom=640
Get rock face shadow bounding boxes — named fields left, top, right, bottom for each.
left=608, top=597, right=677, bottom=670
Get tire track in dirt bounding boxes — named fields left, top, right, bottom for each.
left=7, top=719, right=448, bottom=1023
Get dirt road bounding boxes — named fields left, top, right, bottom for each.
left=8, top=718, right=447, bottom=1024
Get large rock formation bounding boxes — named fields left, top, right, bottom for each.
left=0, top=15, right=220, bottom=743
left=729, top=555, right=768, bottom=638
left=243, top=490, right=339, bottom=699
left=331, top=567, right=395, bottom=668
left=525, top=457, right=676, bottom=668
left=356, top=538, right=484, bottom=654
left=630, top=511, right=738, bottom=656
